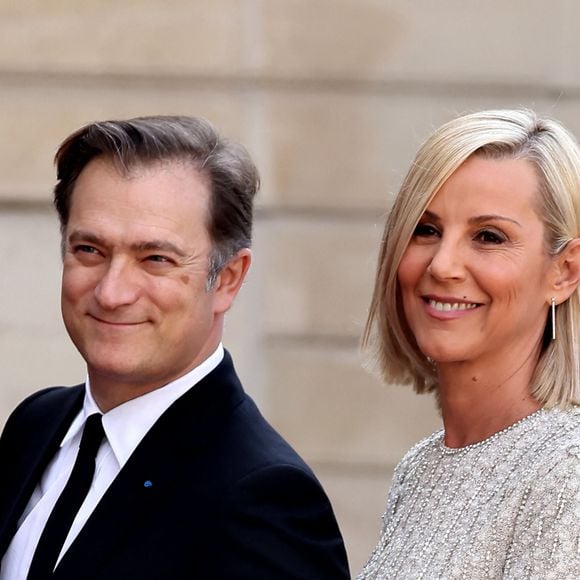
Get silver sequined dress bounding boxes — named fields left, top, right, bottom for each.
left=359, top=407, right=580, bottom=579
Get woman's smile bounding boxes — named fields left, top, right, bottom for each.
left=421, top=295, right=483, bottom=319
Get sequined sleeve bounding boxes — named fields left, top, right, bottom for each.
left=501, top=445, right=580, bottom=579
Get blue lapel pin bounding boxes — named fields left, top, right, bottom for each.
left=144, top=480, right=153, bottom=488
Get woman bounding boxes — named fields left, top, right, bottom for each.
left=359, top=109, right=580, bottom=579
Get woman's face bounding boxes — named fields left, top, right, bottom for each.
left=397, top=155, right=555, bottom=366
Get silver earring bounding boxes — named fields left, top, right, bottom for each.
left=551, top=297, right=557, bottom=341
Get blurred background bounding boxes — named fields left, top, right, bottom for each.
left=1, top=0, right=579, bottom=574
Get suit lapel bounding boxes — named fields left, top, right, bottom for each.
left=53, top=352, right=246, bottom=578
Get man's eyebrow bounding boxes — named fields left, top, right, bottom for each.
left=68, top=230, right=104, bottom=246
left=130, top=240, right=188, bottom=257
left=67, top=230, right=188, bottom=257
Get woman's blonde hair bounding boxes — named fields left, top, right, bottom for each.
left=364, top=109, right=580, bottom=408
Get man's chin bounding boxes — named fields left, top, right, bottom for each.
left=85, top=358, right=155, bottom=386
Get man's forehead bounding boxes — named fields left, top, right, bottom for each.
left=65, top=158, right=213, bottom=249
left=79, top=155, right=208, bottom=182
left=70, top=156, right=212, bottom=216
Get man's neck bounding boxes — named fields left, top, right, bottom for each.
left=88, top=344, right=224, bottom=412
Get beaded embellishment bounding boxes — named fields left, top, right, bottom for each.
left=358, top=407, right=580, bottom=580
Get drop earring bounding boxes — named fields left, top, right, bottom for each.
left=551, top=297, right=557, bottom=341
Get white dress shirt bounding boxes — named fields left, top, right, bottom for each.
left=0, top=345, right=224, bottom=580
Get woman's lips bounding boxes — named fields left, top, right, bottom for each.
left=426, top=299, right=479, bottom=312
left=421, top=296, right=483, bottom=319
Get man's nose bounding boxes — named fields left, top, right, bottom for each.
left=427, top=238, right=466, bottom=281
left=94, top=261, right=141, bottom=310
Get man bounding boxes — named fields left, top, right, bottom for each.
left=0, top=116, right=349, bottom=579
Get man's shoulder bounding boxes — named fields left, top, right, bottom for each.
left=215, top=392, right=318, bottom=483
left=11, top=384, right=83, bottom=416
left=1, top=384, right=84, bottom=443
left=178, top=352, right=314, bottom=474
left=210, top=396, right=350, bottom=579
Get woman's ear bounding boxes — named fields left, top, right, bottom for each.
left=550, top=238, right=580, bottom=303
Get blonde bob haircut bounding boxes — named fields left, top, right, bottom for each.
left=364, top=109, right=580, bottom=408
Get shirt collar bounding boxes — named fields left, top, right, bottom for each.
left=60, top=344, right=224, bottom=468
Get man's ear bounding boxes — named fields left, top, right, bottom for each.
left=212, top=248, right=252, bottom=315
left=550, top=238, right=580, bottom=303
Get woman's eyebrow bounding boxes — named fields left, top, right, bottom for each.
left=421, top=211, right=521, bottom=228
left=468, top=214, right=522, bottom=228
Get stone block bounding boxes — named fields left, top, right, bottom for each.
left=264, top=343, right=442, bottom=466
left=0, top=210, right=62, bottom=330
left=0, top=333, right=86, bottom=428
left=0, top=80, right=566, bottom=210
left=0, top=210, right=85, bottom=426
left=0, top=0, right=576, bottom=90
left=0, top=81, right=246, bottom=201
left=378, top=0, right=565, bottom=85
left=256, top=0, right=403, bottom=80
left=257, top=218, right=381, bottom=338
left=544, top=0, right=580, bottom=88
left=221, top=258, right=267, bottom=405
left=313, top=464, right=393, bottom=577
left=259, top=92, right=559, bottom=211
left=548, top=100, right=580, bottom=142
left=256, top=0, right=567, bottom=85
left=0, top=0, right=246, bottom=74
left=260, top=92, right=409, bottom=210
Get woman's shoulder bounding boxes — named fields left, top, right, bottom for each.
left=535, top=406, right=580, bottom=453
left=532, top=406, right=580, bottom=474
left=505, top=408, right=580, bottom=579
left=392, top=428, right=444, bottom=479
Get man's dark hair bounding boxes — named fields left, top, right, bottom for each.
left=54, top=115, right=259, bottom=287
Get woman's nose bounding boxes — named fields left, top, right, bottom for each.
left=427, top=238, right=466, bottom=281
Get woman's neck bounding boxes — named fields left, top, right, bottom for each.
left=436, top=351, right=542, bottom=448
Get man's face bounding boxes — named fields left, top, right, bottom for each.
left=61, top=158, right=227, bottom=406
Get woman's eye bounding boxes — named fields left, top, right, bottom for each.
left=475, top=229, right=506, bottom=244
left=413, top=223, right=440, bottom=237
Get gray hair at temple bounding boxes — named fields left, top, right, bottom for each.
left=53, top=115, right=260, bottom=289
left=364, top=108, right=580, bottom=408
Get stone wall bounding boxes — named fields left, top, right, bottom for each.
left=1, top=1, right=579, bottom=573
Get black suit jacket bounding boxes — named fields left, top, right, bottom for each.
left=0, top=352, right=349, bottom=579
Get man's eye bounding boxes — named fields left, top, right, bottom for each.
left=74, top=245, right=99, bottom=254
left=146, top=255, right=170, bottom=263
